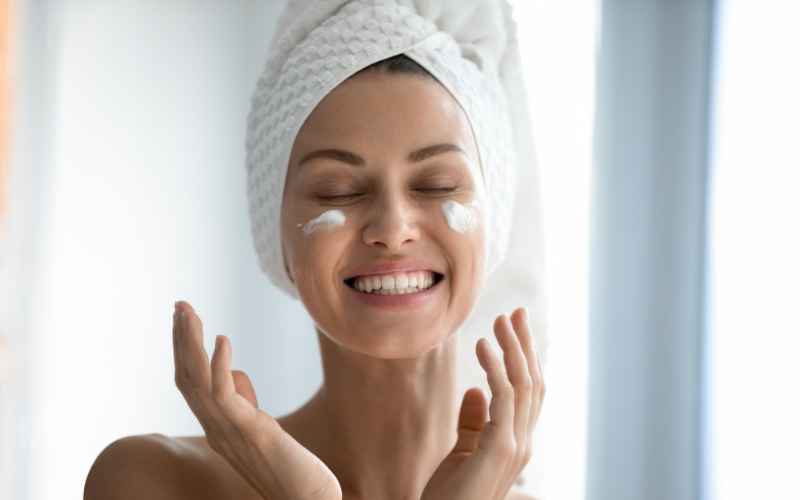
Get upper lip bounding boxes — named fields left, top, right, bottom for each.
left=342, top=259, right=444, bottom=280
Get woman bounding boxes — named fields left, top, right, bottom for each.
left=85, top=1, right=546, bottom=499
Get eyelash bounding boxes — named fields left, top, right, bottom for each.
left=316, top=186, right=457, bottom=203
left=318, top=193, right=362, bottom=201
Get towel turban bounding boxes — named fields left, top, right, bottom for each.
left=245, top=0, right=548, bottom=366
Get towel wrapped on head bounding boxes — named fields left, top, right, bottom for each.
left=245, top=0, right=548, bottom=379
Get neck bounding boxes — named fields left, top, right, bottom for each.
left=281, top=330, right=461, bottom=500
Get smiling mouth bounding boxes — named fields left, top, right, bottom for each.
left=345, top=271, right=442, bottom=295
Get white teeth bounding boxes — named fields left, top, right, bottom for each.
left=353, top=272, right=438, bottom=295
left=396, top=274, right=408, bottom=289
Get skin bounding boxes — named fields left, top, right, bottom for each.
left=85, top=72, right=545, bottom=500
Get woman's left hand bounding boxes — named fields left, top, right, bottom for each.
left=422, top=307, right=545, bottom=500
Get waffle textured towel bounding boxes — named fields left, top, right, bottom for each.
left=245, top=0, right=548, bottom=360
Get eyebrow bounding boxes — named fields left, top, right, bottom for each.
left=298, top=149, right=365, bottom=168
left=297, top=143, right=469, bottom=168
left=408, top=143, right=469, bottom=163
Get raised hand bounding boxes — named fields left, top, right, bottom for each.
left=172, top=301, right=341, bottom=500
left=422, top=307, right=545, bottom=500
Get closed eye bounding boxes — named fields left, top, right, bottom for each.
left=318, top=193, right=364, bottom=201
left=414, top=187, right=457, bottom=194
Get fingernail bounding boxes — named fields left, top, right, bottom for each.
left=181, top=312, right=187, bottom=330
left=522, top=307, right=529, bottom=323
left=215, top=335, right=222, bottom=350
left=174, top=301, right=179, bottom=314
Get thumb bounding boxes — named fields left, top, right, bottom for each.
left=231, top=370, right=258, bottom=409
left=452, top=387, right=489, bottom=454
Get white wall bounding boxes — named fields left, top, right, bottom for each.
left=4, top=1, right=322, bottom=498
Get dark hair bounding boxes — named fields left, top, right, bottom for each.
left=349, top=54, right=438, bottom=82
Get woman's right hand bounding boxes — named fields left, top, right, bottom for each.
left=173, top=301, right=341, bottom=500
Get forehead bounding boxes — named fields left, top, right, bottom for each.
left=290, top=73, right=480, bottom=166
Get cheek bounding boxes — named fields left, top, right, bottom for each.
left=440, top=200, right=480, bottom=234
left=434, top=199, right=488, bottom=260
left=430, top=202, right=488, bottom=303
left=281, top=201, right=361, bottom=310
left=284, top=215, right=352, bottom=310
left=293, top=238, right=347, bottom=331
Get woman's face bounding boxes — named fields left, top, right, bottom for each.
left=281, top=72, right=488, bottom=359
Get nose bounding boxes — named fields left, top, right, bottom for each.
left=362, top=192, right=421, bottom=252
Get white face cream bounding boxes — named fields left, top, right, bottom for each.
left=441, top=200, right=479, bottom=233
left=302, top=209, right=346, bottom=236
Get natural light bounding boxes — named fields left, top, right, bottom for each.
left=510, top=1, right=595, bottom=499
left=703, top=1, right=800, bottom=499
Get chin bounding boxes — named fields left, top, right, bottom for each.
left=317, top=315, right=458, bottom=359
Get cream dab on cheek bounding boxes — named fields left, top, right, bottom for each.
left=441, top=200, right=479, bottom=233
left=302, top=209, right=346, bottom=236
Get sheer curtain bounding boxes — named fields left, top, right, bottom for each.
left=587, top=1, right=800, bottom=500
left=587, top=2, right=714, bottom=499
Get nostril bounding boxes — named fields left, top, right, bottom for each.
left=362, top=214, right=421, bottom=251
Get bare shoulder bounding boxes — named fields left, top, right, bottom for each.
left=84, top=434, right=256, bottom=500
left=506, top=488, right=540, bottom=500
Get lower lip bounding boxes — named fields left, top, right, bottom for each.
left=347, top=281, right=440, bottom=309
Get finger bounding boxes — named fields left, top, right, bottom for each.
left=494, top=314, right=533, bottom=441
left=174, top=302, right=191, bottom=390
left=451, top=388, right=488, bottom=454
left=210, top=335, right=237, bottom=409
left=172, top=302, right=182, bottom=386
left=178, top=302, right=212, bottom=399
left=172, top=302, right=206, bottom=418
left=509, top=307, right=543, bottom=434
left=232, top=370, right=259, bottom=409
left=494, top=314, right=534, bottom=494
left=476, top=338, right=514, bottom=436
left=509, top=308, right=542, bottom=388
left=174, top=302, right=217, bottom=431
left=532, top=326, right=546, bottom=420
left=511, top=308, right=545, bottom=434
left=173, top=303, right=235, bottom=448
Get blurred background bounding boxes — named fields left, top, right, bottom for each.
left=0, top=0, right=797, bottom=499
